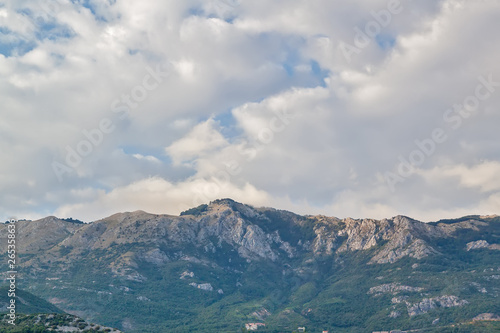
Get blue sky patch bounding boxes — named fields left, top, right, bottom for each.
left=214, top=109, right=242, bottom=141
left=376, top=34, right=396, bottom=50
left=72, top=0, right=112, bottom=22
left=310, top=60, right=329, bottom=87
left=0, top=29, right=37, bottom=57
left=35, top=21, right=75, bottom=41
left=188, top=7, right=205, bottom=17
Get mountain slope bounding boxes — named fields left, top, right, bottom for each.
left=0, top=199, right=498, bottom=332
left=0, top=288, right=122, bottom=332
left=0, top=286, right=64, bottom=314
left=0, top=313, right=122, bottom=332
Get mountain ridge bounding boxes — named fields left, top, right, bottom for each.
left=1, top=199, right=499, bottom=332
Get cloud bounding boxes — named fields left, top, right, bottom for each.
left=132, top=153, right=161, bottom=163
left=418, top=161, right=500, bottom=193
left=166, top=118, right=229, bottom=165
left=54, top=176, right=270, bottom=221
left=1, top=0, right=499, bottom=222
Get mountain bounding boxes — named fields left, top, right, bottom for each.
left=0, top=313, right=123, bottom=332
left=0, top=286, right=64, bottom=315
left=0, top=287, right=122, bottom=332
left=0, top=199, right=499, bottom=332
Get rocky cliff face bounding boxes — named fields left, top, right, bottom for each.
left=1, top=199, right=497, bottom=269
left=1, top=199, right=497, bottom=296
left=406, top=296, right=469, bottom=317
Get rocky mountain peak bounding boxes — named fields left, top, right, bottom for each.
left=209, top=198, right=237, bottom=207
left=3, top=200, right=499, bottom=267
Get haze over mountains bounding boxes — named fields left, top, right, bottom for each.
left=1, top=199, right=499, bottom=332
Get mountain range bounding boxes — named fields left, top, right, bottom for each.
left=1, top=199, right=499, bottom=332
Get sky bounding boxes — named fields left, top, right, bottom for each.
left=1, top=0, right=499, bottom=222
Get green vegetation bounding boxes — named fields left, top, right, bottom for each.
left=419, top=321, right=500, bottom=332
left=0, top=287, right=63, bottom=314
left=180, top=204, right=209, bottom=216
left=0, top=313, right=116, bottom=332
left=7, top=243, right=498, bottom=333
left=61, top=217, right=86, bottom=224
left=1, top=212, right=498, bottom=332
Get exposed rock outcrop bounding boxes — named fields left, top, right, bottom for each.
left=467, top=240, right=491, bottom=251
left=466, top=240, right=500, bottom=251
left=368, top=283, right=424, bottom=296
left=473, top=313, right=500, bottom=321
left=406, top=296, right=468, bottom=316
left=189, top=283, right=214, bottom=291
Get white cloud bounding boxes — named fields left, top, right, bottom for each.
left=165, top=118, right=228, bottom=165
left=132, top=154, right=161, bottom=164
left=1, top=0, right=499, bottom=222
left=54, top=176, right=271, bottom=221
left=418, top=161, right=500, bottom=193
